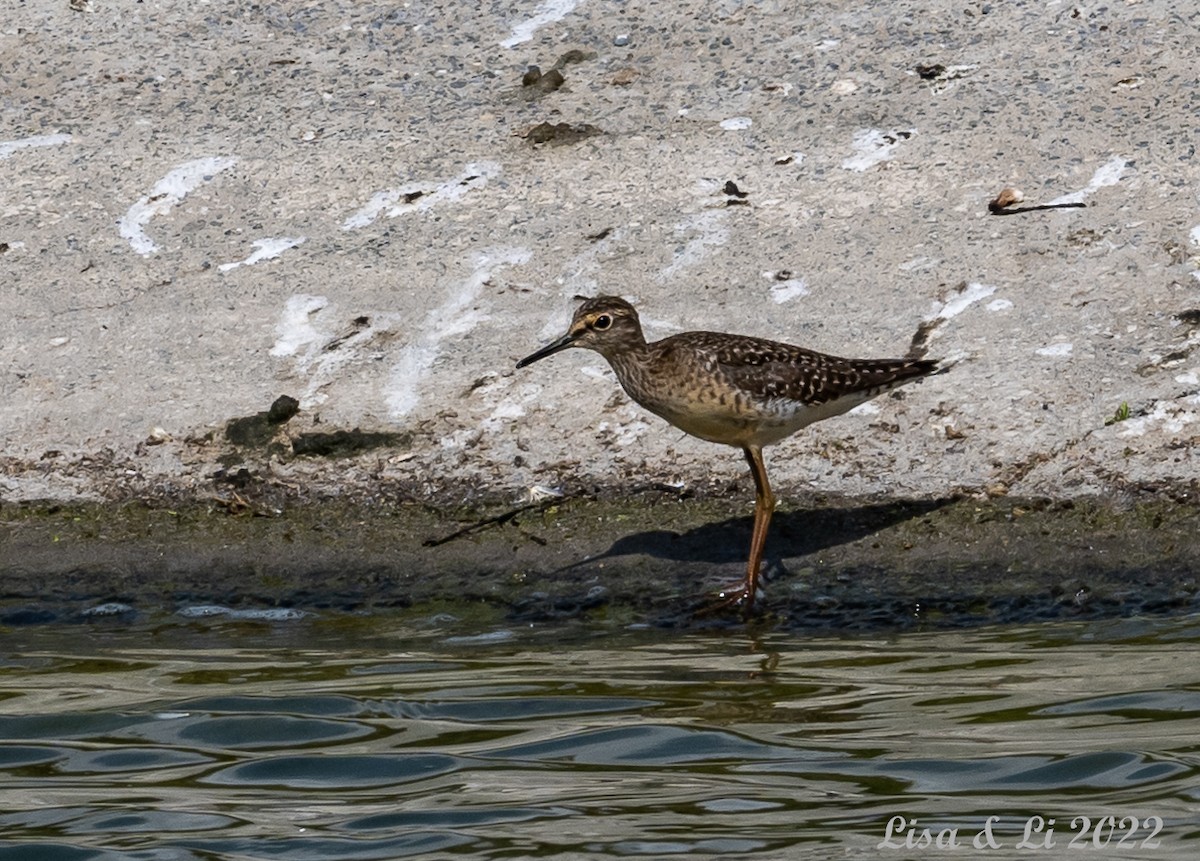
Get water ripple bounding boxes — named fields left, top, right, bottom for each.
left=1, top=617, right=1198, bottom=857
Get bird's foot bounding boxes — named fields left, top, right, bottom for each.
left=696, top=580, right=758, bottom=616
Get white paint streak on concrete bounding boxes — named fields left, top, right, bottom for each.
left=1036, top=342, right=1074, bottom=357
left=1118, top=398, right=1199, bottom=438
left=500, top=0, right=579, bottom=47
left=899, top=256, right=939, bottom=272
left=841, top=128, right=915, bottom=171
left=270, top=295, right=329, bottom=358
left=341, top=162, right=500, bottom=230
left=489, top=397, right=530, bottom=423
left=0, top=133, right=72, bottom=160
left=987, top=299, right=1014, bottom=312
left=219, top=237, right=306, bottom=272
left=580, top=365, right=616, bottom=382
left=482, top=384, right=541, bottom=431
left=925, top=282, right=996, bottom=322
left=769, top=277, right=810, bottom=304
left=439, top=378, right=545, bottom=449
left=387, top=247, right=531, bottom=418
left=117, top=156, right=238, bottom=256
left=659, top=210, right=729, bottom=281
left=1189, top=224, right=1200, bottom=246
left=1045, top=156, right=1129, bottom=206
left=270, top=296, right=405, bottom=408
left=719, top=116, right=753, bottom=131
left=597, top=404, right=651, bottom=446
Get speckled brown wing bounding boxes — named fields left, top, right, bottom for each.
left=682, top=331, right=937, bottom=406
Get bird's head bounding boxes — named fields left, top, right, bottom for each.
left=516, top=296, right=645, bottom=367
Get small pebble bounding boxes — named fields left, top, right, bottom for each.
left=611, top=68, right=639, bottom=86
left=613, top=33, right=630, bottom=46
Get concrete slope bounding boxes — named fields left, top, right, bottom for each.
left=2, top=1, right=1198, bottom=506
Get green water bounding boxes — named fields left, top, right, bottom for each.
left=1, top=613, right=1198, bottom=859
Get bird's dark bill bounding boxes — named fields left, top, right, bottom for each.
left=516, top=333, right=577, bottom=368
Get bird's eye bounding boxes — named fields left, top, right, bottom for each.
left=593, top=314, right=612, bottom=330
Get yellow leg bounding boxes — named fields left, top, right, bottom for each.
left=741, top=445, right=775, bottom=610
left=708, top=445, right=775, bottom=614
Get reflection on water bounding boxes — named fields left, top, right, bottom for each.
left=1, top=614, right=1198, bottom=859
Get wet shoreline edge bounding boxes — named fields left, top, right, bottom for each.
left=3, top=490, right=1197, bottom=631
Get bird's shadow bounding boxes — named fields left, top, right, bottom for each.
left=555, top=496, right=955, bottom=572
left=509, top=496, right=958, bottom=625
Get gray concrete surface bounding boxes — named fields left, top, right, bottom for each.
left=3, top=0, right=1199, bottom=507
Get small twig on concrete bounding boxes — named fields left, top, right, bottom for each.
left=422, top=501, right=551, bottom=547
left=989, top=201, right=1087, bottom=215
left=988, top=185, right=1086, bottom=215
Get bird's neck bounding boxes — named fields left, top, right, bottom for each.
left=600, top=334, right=655, bottom=391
